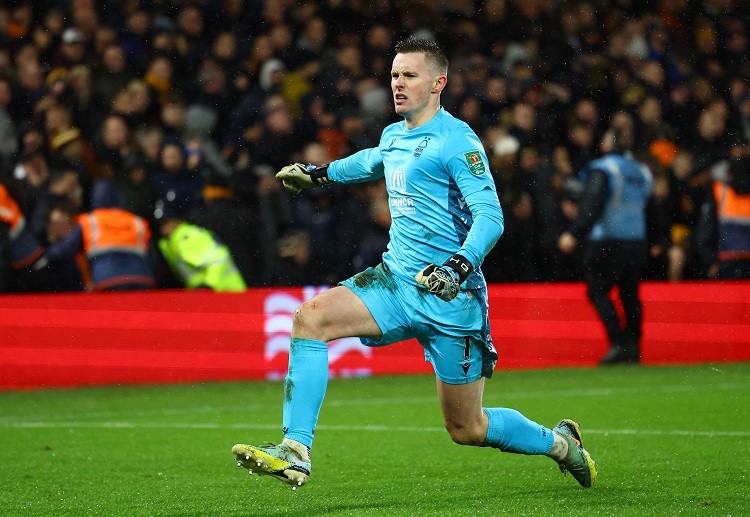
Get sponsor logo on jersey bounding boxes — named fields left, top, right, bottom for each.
left=464, top=151, right=486, bottom=176
left=390, top=196, right=416, bottom=216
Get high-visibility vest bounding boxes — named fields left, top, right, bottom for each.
left=0, top=184, right=26, bottom=240
left=1, top=184, right=46, bottom=269
left=582, top=154, right=653, bottom=241
left=158, top=221, right=246, bottom=292
left=78, top=208, right=151, bottom=258
left=713, top=181, right=750, bottom=261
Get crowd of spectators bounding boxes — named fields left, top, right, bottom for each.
left=1, top=0, right=749, bottom=292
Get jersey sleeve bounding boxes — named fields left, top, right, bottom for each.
left=327, top=147, right=385, bottom=184
left=458, top=188, right=504, bottom=267
left=443, top=134, right=504, bottom=268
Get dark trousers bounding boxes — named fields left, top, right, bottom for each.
left=584, top=240, right=647, bottom=350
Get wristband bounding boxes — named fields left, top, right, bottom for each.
left=442, top=253, right=473, bottom=283
left=306, top=164, right=331, bottom=186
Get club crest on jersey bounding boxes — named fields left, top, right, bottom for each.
left=464, top=151, right=486, bottom=176
left=413, top=137, right=430, bottom=158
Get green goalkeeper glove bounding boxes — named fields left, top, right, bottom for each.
left=415, top=254, right=473, bottom=302
left=276, top=163, right=331, bottom=194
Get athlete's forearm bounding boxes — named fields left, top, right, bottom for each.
left=457, top=190, right=504, bottom=268
left=328, top=147, right=385, bottom=184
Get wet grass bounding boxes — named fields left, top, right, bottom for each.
left=0, top=363, right=748, bottom=516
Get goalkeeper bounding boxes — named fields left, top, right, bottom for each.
left=233, top=37, right=597, bottom=490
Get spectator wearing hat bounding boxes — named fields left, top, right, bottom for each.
left=44, top=68, right=69, bottom=100
left=50, top=27, right=88, bottom=70
left=49, top=126, right=98, bottom=182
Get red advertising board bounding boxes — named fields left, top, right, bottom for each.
left=0, top=281, right=748, bottom=390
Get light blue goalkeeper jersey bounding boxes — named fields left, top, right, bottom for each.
left=327, top=107, right=504, bottom=290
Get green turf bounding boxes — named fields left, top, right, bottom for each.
left=0, top=364, right=748, bottom=516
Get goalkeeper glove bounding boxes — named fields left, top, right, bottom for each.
left=415, top=254, right=473, bottom=302
left=276, top=163, right=331, bottom=194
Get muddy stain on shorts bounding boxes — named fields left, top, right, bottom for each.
left=353, top=270, right=377, bottom=288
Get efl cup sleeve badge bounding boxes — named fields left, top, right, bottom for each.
left=464, top=151, right=487, bottom=176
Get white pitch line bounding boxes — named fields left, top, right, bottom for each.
left=3, top=421, right=749, bottom=437
left=1, top=381, right=747, bottom=425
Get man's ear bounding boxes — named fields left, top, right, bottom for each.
left=432, top=75, right=448, bottom=94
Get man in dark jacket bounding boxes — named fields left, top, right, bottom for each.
left=558, top=115, right=654, bottom=365
left=695, top=145, right=750, bottom=279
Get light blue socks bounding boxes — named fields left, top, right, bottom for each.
left=280, top=339, right=552, bottom=456
left=483, top=407, right=554, bottom=455
left=282, top=338, right=329, bottom=449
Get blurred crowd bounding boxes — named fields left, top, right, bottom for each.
left=1, top=0, right=749, bottom=292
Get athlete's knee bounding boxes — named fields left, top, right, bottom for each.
left=444, top=419, right=485, bottom=446
left=291, top=302, right=328, bottom=340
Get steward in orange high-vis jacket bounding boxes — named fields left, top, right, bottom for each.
left=46, top=181, right=154, bottom=291
left=696, top=159, right=750, bottom=279
left=0, top=182, right=48, bottom=292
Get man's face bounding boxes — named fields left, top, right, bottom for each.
left=47, top=209, right=75, bottom=244
left=103, top=117, right=128, bottom=148
left=391, top=52, right=439, bottom=121
left=161, top=144, right=185, bottom=172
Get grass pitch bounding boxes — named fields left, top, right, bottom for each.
left=0, top=364, right=748, bottom=516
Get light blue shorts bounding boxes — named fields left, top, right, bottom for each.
left=340, top=263, right=498, bottom=384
